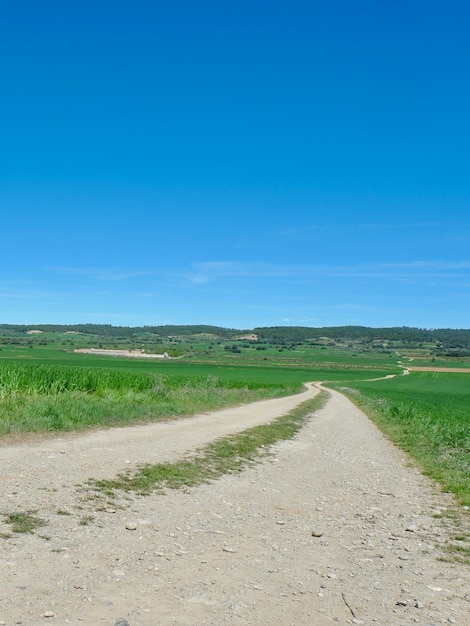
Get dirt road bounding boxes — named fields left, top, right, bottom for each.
left=1, top=385, right=469, bottom=625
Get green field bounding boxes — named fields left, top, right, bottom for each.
left=1, top=324, right=470, bottom=511
left=0, top=354, right=389, bottom=437
left=0, top=360, right=300, bottom=436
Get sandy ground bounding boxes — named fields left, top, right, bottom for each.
left=1, top=384, right=470, bottom=625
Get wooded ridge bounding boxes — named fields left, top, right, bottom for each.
left=2, top=323, right=470, bottom=350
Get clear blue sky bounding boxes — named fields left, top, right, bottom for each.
left=1, top=1, right=469, bottom=329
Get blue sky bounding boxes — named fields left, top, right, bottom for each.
left=1, top=1, right=469, bottom=329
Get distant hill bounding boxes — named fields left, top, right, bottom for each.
left=2, top=323, right=470, bottom=354
left=0, top=323, right=239, bottom=339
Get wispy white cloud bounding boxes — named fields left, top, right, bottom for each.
left=185, top=261, right=295, bottom=284
left=358, top=222, right=442, bottom=230
left=278, top=222, right=443, bottom=238
left=0, top=286, right=57, bottom=300
left=278, top=224, right=329, bottom=237
left=184, top=260, right=470, bottom=283
left=331, top=303, right=382, bottom=311
left=54, top=267, right=156, bottom=281
left=47, top=259, right=470, bottom=291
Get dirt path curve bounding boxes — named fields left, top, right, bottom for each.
left=0, top=382, right=319, bottom=488
left=1, top=385, right=470, bottom=625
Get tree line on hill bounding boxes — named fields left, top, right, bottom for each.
left=2, top=324, right=470, bottom=353
left=0, top=324, right=238, bottom=339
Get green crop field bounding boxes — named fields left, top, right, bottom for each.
left=0, top=360, right=304, bottom=437
left=0, top=354, right=390, bottom=437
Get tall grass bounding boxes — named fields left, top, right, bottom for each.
left=0, top=362, right=159, bottom=396
left=0, top=361, right=301, bottom=436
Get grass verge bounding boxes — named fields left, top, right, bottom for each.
left=86, top=391, right=327, bottom=498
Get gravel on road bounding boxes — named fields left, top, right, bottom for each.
left=1, top=385, right=469, bottom=625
